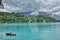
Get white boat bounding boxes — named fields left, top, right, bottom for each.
left=6, top=32, right=16, bottom=36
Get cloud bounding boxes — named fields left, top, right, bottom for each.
left=2, top=0, right=60, bottom=16
left=52, top=11, right=60, bottom=16
left=2, top=0, right=39, bottom=12
left=49, top=6, right=60, bottom=12
left=2, top=0, right=60, bottom=12
left=0, top=9, right=8, bottom=12
left=31, top=12, right=39, bottom=15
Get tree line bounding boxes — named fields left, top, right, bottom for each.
left=0, top=12, right=59, bottom=23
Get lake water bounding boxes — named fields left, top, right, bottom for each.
left=0, top=23, right=60, bottom=40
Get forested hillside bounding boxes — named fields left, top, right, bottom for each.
left=0, top=12, right=59, bottom=23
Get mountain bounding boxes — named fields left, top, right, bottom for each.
left=31, top=12, right=48, bottom=16
left=20, top=12, right=32, bottom=15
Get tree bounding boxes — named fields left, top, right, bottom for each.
left=0, top=0, right=2, bottom=5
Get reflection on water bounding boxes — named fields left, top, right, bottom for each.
left=0, top=23, right=60, bottom=40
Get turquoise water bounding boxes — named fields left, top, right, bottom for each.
left=0, top=23, right=60, bottom=40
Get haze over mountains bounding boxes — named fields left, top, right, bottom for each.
left=0, top=0, right=60, bottom=20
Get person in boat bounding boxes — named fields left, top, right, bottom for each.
left=6, top=32, right=16, bottom=36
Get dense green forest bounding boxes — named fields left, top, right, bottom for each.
left=0, top=12, right=59, bottom=23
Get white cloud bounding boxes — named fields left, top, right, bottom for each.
left=0, top=9, right=7, bottom=12
left=49, top=6, right=60, bottom=12
left=2, top=0, right=60, bottom=16
left=31, top=12, right=39, bottom=15
left=2, top=0, right=39, bottom=12
left=1, top=0, right=60, bottom=20
left=38, top=8, right=48, bottom=12
left=52, top=11, right=60, bottom=16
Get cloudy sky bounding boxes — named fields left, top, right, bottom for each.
left=2, top=0, right=39, bottom=12
left=1, top=0, right=60, bottom=16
